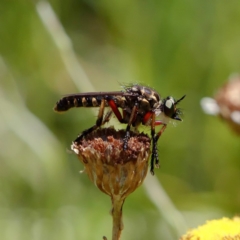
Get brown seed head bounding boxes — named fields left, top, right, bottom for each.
left=215, top=75, right=240, bottom=134
left=71, top=128, right=151, bottom=199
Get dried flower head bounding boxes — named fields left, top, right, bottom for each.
left=214, top=75, right=240, bottom=134
left=201, top=74, right=240, bottom=135
left=71, top=127, right=151, bottom=240
left=71, top=127, right=151, bottom=198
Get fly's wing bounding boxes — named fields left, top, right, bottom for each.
left=54, top=91, right=138, bottom=112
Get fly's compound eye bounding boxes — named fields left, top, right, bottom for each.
left=163, top=97, right=175, bottom=118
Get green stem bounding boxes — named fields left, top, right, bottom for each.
left=111, top=196, right=125, bottom=240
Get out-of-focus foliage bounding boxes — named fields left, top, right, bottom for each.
left=0, top=0, right=240, bottom=239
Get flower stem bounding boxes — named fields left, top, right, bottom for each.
left=111, top=196, right=125, bottom=240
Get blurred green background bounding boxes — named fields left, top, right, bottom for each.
left=0, top=1, right=240, bottom=239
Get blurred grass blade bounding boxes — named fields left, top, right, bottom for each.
left=36, top=1, right=94, bottom=92
left=0, top=56, right=65, bottom=179
left=144, top=175, right=188, bottom=237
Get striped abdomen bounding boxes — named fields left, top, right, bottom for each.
left=54, top=95, right=108, bottom=112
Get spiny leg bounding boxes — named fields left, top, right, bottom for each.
left=150, top=112, right=157, bottom=175
left=107, top=97, right=123, bottom=123
left=74, top=98, right=106, bottom=142
left=102, top=110, right=113, bottom=125
left=123, top=103, right=138, bottom=150
left=141, top=110, right=158, bottom=174
left=150, top=123, right=167, bottom=175
left=107, top=97, right=138, bottom=149
left=140, top=110, right=167, bottom=174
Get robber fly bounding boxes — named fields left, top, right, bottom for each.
left=54, top=84, right=185, bottom=175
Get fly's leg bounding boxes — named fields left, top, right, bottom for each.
left=123, top=103, right=138, bottom=150
left=150, top=112, right=157, bottom=175
left=142, top=111, right=158, bottom=174
left=74, top=98, right=107, bottom=142
left=107, top=97, right=138, bottom=149
left=150, top=122, right=167, bottom=175
left=102, top=110, right=113, bottom=125
left=143, top=111, right=167, bottom=175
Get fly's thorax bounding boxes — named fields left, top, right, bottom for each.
left=138, top=98, right=152, bottom=112
left=113, top=96, right=127, bottom=109
left=126, top=85, right=160, bottom=104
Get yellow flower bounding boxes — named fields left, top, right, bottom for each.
left=180, top=217, right=240, bottom=240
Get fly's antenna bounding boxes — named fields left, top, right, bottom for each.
left=175, top=95, right=186, bottom=105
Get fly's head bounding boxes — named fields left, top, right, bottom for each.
left=161, top=95, right=186, bottom=122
